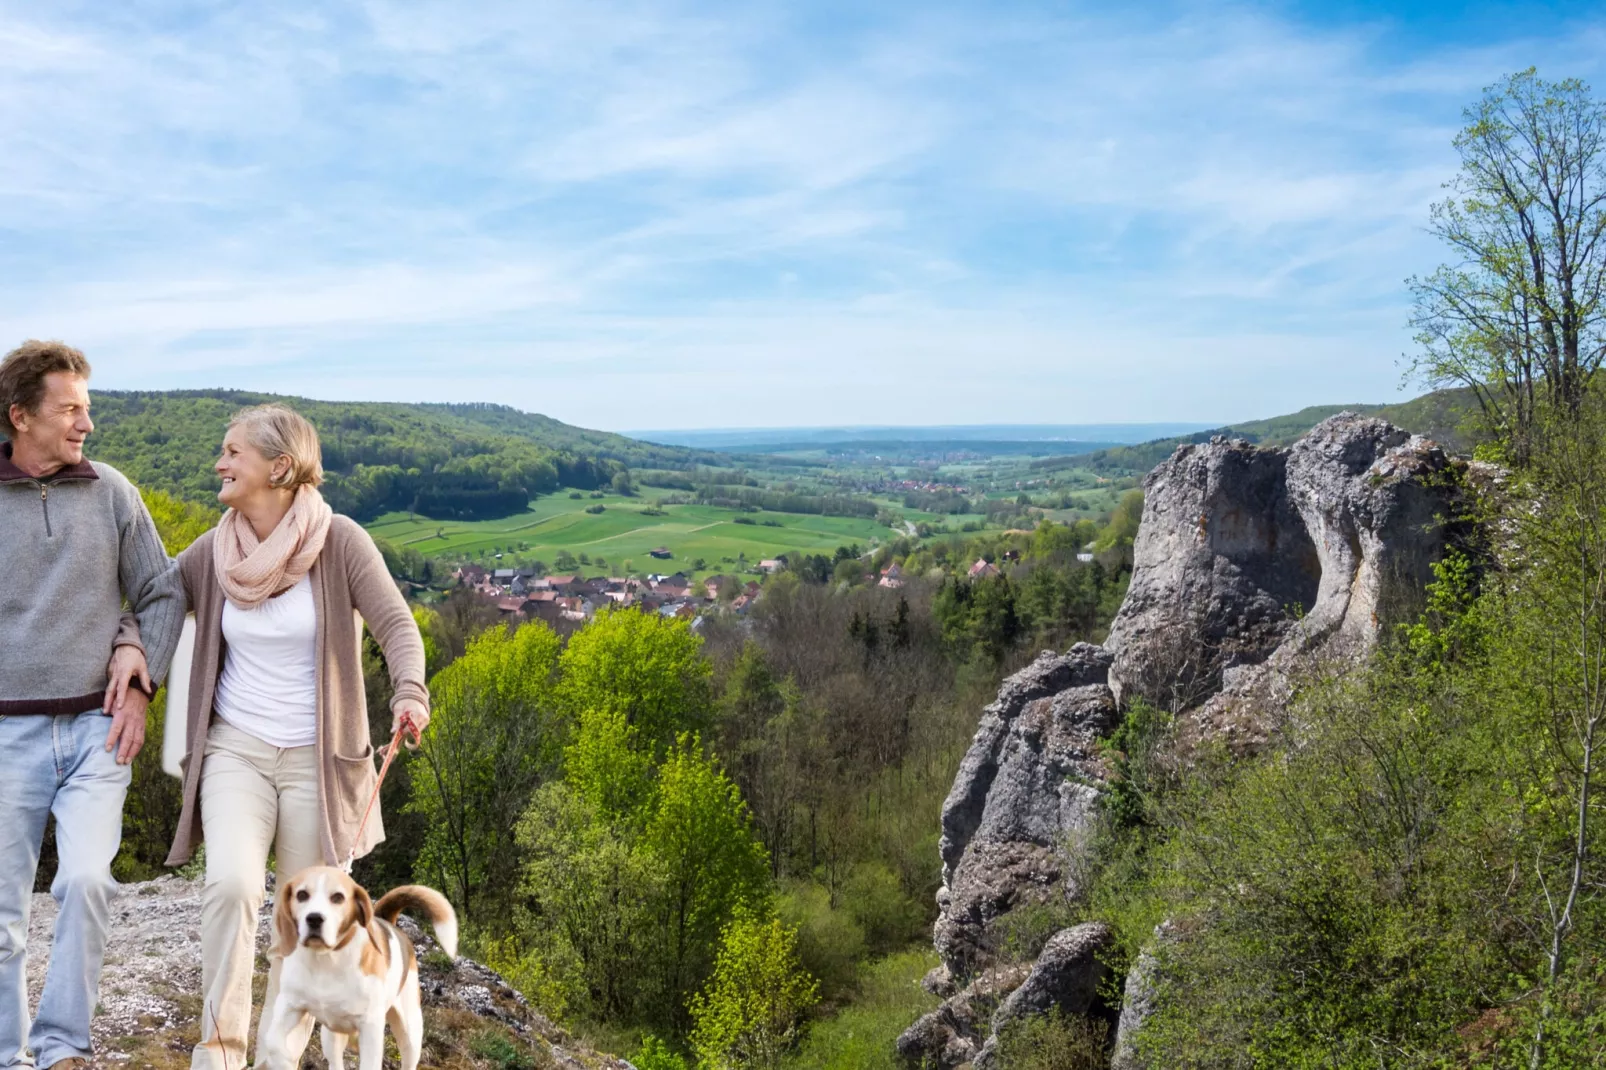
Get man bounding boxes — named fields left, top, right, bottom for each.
left=0, top=340, right=184, bottom=1070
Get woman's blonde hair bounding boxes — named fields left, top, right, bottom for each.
left=229, top=404, right=324, bottom=489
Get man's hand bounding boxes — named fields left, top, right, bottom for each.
left=104, top=643, right=153, bottom=717
left=105, top=687, right=150, bottom=765
left=392, top=699, right=430, bottom=749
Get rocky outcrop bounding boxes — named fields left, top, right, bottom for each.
left=910, top=414, right=1478, bottom=1063
left=972, top=922, right=1113, bottom=1069
left=1108, top=414, right=1468, bottom=746
left=1104, top=436, right=1316, bottom=712
left=934, top=643, right=1115, bottom=976
left=898, top=922, right=1112, bottom=1070
left=896, top=963, right=1032, bottom=1069
left=27, top=875, right=629, bottom=1070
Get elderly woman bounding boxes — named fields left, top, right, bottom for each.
left=163, top=404, right=430, bottom=1070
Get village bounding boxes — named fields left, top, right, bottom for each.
left=449, top=551, right=1021, bottom=630
left=455, top=559, right=774, bottom=629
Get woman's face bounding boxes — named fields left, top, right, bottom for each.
left=216, top=426, right=287, bottom=508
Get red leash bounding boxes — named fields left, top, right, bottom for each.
left=343, top=723, right=407, bottom=874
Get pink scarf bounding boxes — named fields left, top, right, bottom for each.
left=213, top=484, right=334, bottom=610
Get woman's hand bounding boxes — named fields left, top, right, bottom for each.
left=105, top=643, right=153, bottom=715
left=392, top=699, right=430, bottom=748
left=103, top=644, right=153, bottom=765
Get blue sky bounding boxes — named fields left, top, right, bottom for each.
left=3, top=1, right=1602, bottom=431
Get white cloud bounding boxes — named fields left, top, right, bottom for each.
left=1, top=1, right=1602, bottom=428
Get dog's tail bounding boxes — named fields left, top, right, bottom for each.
left=374, top=885, right=458, bottom=958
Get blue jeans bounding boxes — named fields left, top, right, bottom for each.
left=0, top=712, right=130, bottom=1069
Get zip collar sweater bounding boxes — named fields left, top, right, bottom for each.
left=0, top=442, right=185, bottom=715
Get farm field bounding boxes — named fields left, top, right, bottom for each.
left=365, top=491, right=899, bottom=577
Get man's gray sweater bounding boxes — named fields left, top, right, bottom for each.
left=1, top=444, right=185, bottom=714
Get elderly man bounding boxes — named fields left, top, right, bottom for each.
left=0, top=340, right=184, bottom=1070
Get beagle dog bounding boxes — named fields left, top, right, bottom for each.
left=258, top=865, right=458, bottom=1070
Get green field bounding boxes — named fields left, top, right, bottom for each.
left=365, top=491, right=899, bottom=577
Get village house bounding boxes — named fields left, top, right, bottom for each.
left=968, top=558, right=1001, bottom=580
left=878, top=563, right=905, bottom=589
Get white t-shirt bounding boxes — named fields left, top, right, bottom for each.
left=213, top=574, right=318, bottom=749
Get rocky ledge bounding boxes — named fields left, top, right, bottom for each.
left=25, top=875, right=629, bottom=1070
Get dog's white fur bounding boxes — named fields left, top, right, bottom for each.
left=258, top=865, right=458, bottom=1070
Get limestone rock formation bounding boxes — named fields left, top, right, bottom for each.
left=898, top=922, right=1114, bottom=1069
left=1107, top=413, right=1467, bottom=745
left=911, top=414, right=1477, bottom=1062
left=934, top=643, right=1115, bottom=976
left=26, top=874, right=629, bottom=1069
left=1103, top=435, right=1316, bottom=712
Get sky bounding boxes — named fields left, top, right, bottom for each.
left=2, top=1, right=1603, bottom=432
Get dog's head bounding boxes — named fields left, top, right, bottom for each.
left=273, top=865, right=376, bottom=958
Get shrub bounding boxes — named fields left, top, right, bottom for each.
left=989, top=1009, right=1108, bottom=1070
left=777, top=883, right=866, bottom=1002
left=689, top=908, right=819, bottom=1070
left=840, top=864, right=925, bottom=956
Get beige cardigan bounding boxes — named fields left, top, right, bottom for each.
left=165, top=515, right=429, bottom=867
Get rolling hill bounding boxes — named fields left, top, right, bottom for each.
left=86, top=390, right=719, bottom=522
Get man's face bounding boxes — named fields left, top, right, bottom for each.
left=11, top=372, right=93, bottom=472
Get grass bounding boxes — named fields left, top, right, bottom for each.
left=366, top=492, right=901, bottom=576
left=785, top=949, right=941, bottom=1070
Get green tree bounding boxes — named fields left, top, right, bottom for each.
left=1094, top=488, right=1143, bottom=558
left=517, top=782, right=665, bottom=1019
left=558, top=609, right=713, bottom=754
left=140, top=487, right=217, bottom=554
left=644, top=736, right=772, bottom=1022
left=1409, top=70, right=1606, bottom=460
left=411, top=622, right=563, bottom=926
left=688, top=908, right=818, bottom=1070
left=565, top=706, right=654, bottom=821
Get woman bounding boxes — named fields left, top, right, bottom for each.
left=163, top=404, right=430, bottom=1070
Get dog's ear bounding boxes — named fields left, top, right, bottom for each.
left=354, top=884, right=375, bottom=933
left=272, top=878, right=300, bottom=958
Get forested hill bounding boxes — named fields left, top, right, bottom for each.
left=86, top=390, right=716, bottom=522
left=1033, top=386, right=1477, bottom=477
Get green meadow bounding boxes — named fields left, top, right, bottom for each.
left=365, top=491, right=898, bottom=576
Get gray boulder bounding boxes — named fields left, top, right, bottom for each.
left=973, top=922, right=1114, bottom=1069
left=896, top=963, right=1033, bottom=1069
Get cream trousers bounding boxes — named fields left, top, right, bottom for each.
left=191, top=721, right=321, bottom=1070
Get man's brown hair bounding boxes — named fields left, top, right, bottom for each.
left=0, top=340, right=92, bottom=437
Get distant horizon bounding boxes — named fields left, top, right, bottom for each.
left=624, top=422, right=1222, bottom=448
